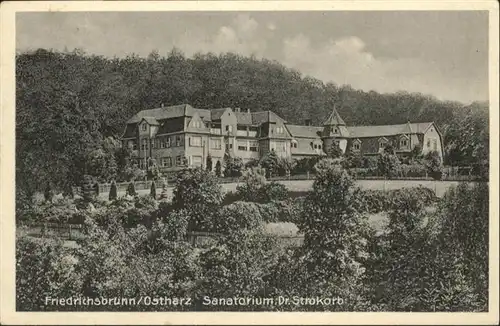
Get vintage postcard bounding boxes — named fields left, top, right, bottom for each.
left=0, top=1, right=499, bottom=325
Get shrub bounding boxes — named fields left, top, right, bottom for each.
left=154, top=209, right=190, bottom=242
left=358, top=186, right=436, bottom=214
left=363, top=156, right=378, bottom=170
left=255, top=202, right=281, bottom=223
left=126, top=182, right=137, bottom=196
left=16, top=237, right=83, bottom=311
left=377, top=152, right=401, bottom=178
left=209, top=201, right=263, bottom=233
left=260, top=151, right=279, bottom=178
left=150, top=181, right=157, bottom=199
left=400, top=163, right=427, bottom=178
left=109, top=180, right=118, bottom=201
left=258, top=182, right=288, bottom=203
left=223, top=154, right=243, bottom=178
left=206, top=154, right=213, bottom=172
left=425, top=151, right=443, bottom=180
left=172, top=168, right=224, bottom=231
left=276, top=157, right=296, bottom=177
left=328, top=141, right=343, bottom=159
left=44, top=183, right=53, bottom=203
left=236, top=167, right=267, bottom=202
left=94, top=182, right=100, bottom=196
left=159, top=178, right=169, bottom=200
left=215, top=160, right=222, bottom=177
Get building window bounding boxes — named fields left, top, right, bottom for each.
left=226, top=125, right=233, bottom=133
left=176, top=136, right=182, bottom=147
left=142, top=124, right=147, bottom=131
left=128, top=140, right=135, bottom=150
left=427, top=139, right=431, bottom=148
left=276, top=126, right=284, bottom=134
left=334, top=128, right=338, bottom=133
left=433, top=139, right=437, bottom=150
left=291, top=141, right=298, bottom=149
left=237, top=141, right=247, bottom=151
left=211, top=139, right=222, bottom=149
left=226, top=143, right=233, bottom=150
left=160, top=138, right=165, bottom=148
left=400, top=138, right=408, bottom=148
left=161, top=157, right=172, bottom=167
left=141, top=139, right=149, bottom=150
left=190, top=136, right=202, bottom=147
left=353, top=142, right=361, bottom=151
left=249, top=141, right=258, bottom=152
left=176, top=156, right=183, bottom=166
left=165, top=137, right=171, bottom=148
left=318, top=144, right=322, bottom=150
left=379, top=139, right=387, bottom=151
left=151, top=139, right=156, bottom=149
left=192, top=156, right=202, bottom=167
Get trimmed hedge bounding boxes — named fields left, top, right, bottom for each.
left=359, top=186, right=436, bottom=214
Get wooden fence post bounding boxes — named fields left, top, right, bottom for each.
left=69, top=224, right=72, bottom=240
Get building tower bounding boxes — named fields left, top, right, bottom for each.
left=321, top=105, right=350, bottom=156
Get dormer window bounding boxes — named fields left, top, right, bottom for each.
left=378, top=138, right=388, bottom=151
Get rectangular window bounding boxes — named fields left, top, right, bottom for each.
left=433, top=139, right=437, bottom=150
left=160, top=138, right=165, bottom=148
left=141, top=139, right=149, bottom=150
left=192, top=156, right=202, bottom=167
left=226, top=125, right=233, bottom=132
left=165, top=137, right=171, bottom=148
left=353, top=143, right=361, bottom=151
left=249, top=141, right=258, bottom=152
left=151, top=139, right=155, bottom=149
left=162, top=157, right=172, bottom=167
left=237, top=141, right=247, bottom=151
left=176, top=136, right=182, bottom=147
left=176, top=156, right=182, bottom=166
left=190, top=136, right=202, bottom=147
left=142, top=124, right=147, bottom=131
left=211, top=139, right=222, bottom=149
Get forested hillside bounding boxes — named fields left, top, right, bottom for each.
left=16, top=48, right=489, bottom=193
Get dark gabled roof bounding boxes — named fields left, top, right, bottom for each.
left=235, top=111, right=253, bottom=125
left=140, top=117, right=159, bottom=125
left=347, top=122, right=433, bottom=138
left=286, top=125, right=323, bottom=138
left=323, top=107, right=346, bottom=126
left=122, top=124, right=137, bottom=138
left=211, top=108, right=228, bottom=120
left=127, top=104, right=212, bottom=124
left=251, top=111, right=286, bottom=124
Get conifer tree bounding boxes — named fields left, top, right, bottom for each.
left=109, top=180, right=118, bottom=201
left=150, top=180, right=157, bottom=199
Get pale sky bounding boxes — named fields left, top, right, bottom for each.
left=16, top=11, right=489, bottom=104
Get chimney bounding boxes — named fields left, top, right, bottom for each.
left=305, top=119, right=312, bottom=126
left=235, top=107, right=241, bottom=113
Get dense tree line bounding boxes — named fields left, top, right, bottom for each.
left=16, top=48, right=489, bottom=195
